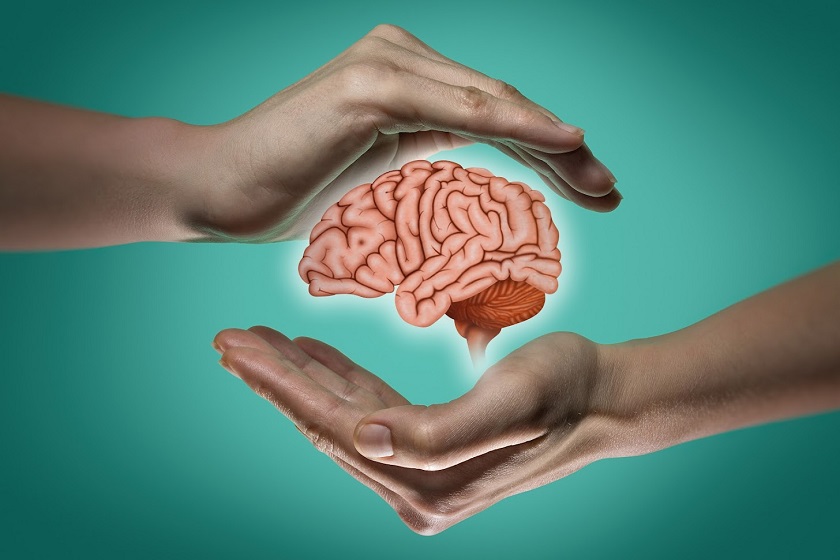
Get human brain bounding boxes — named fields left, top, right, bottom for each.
left=299, top=160, right=562, bottom=362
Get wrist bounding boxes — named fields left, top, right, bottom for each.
left=166, top=116, right=292, bottom=243
left=138, top=117, right=229, bottom=243
left=586, top=337, right=694, bottom=458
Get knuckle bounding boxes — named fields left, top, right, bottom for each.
left=493, top=79, right=521, bottom=100
left=331, top=62, right=399, bottom=126
left=344, top=60, right=395, bottom=85
left=458, top=86, right=490, bottom=114
left=368, top=23, right=412, bottom=42
left=507, top=109, right=543, bottom=138
left=351, top=34, right=389, bottom=58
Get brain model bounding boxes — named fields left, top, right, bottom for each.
left=299, top=160, right=562, bottom=363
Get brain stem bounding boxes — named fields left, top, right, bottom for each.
left=446, top=279, right=546, bottom=365
left=455, top=322, right=500, bottom=367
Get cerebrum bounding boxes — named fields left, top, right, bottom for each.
left=299, top=160, right=562, bottom=363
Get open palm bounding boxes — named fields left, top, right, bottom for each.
left=213, top=326, right=608, bottom=535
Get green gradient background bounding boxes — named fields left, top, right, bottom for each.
left=1, top=0, right=839, bottom=558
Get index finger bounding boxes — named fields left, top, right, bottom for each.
left=368, top=25, right=563, bottom=121
left=219, top=345, right=349, bottom=438
left=363, top=25, right=619, bottom=203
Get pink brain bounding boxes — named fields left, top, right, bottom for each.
left=299, top=160, right=562, bottom=358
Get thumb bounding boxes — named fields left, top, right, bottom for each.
left=353, top=372, right=548, bottom=470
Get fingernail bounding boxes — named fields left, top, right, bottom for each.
left=356, top=424, right=393, bottom=458
left=554, top=121, right=585, bottom=136
left=603, top=166, right=618, bottom=185
left=211, top=340, right=223, bottom=354
left=218, top=356, right=240, bottom=379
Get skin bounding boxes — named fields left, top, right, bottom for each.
left=0, top=24, right=618, bottom=250
left=213, top=261, right=840, bottom=535
left=2, top=22, right=837, bottom=537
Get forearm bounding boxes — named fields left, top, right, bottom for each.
left=0, top=95, right=208, bottom=249
left=600, top=261, right=840, bottom=455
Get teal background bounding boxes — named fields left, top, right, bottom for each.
left=1, top=0, right=839, bottom=557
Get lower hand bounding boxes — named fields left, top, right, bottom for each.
left=187, top=24, right=620, bottom=242
left=212, top=326, right=623, bottom=535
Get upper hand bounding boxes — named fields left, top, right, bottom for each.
left=187, top=24, right=620, bottom=242
left=212, top=326, right=623, bottom=534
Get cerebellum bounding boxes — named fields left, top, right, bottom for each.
left=299, top=160, right=562, bottom=363
left=446, top=279, right=546, bottom=363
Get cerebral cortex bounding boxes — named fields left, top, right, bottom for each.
left=299, top=160, right=562, bottom=363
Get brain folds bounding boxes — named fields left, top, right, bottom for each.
left=299, top=160, right=562, bottom=360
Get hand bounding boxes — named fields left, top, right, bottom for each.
left=0, top=24, right=619, bottom=250
left=211, top=263, right=840, bottom=534
left=212, top=326, right=620, bottom=535
left=189, top=24, right=620, bottom=242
